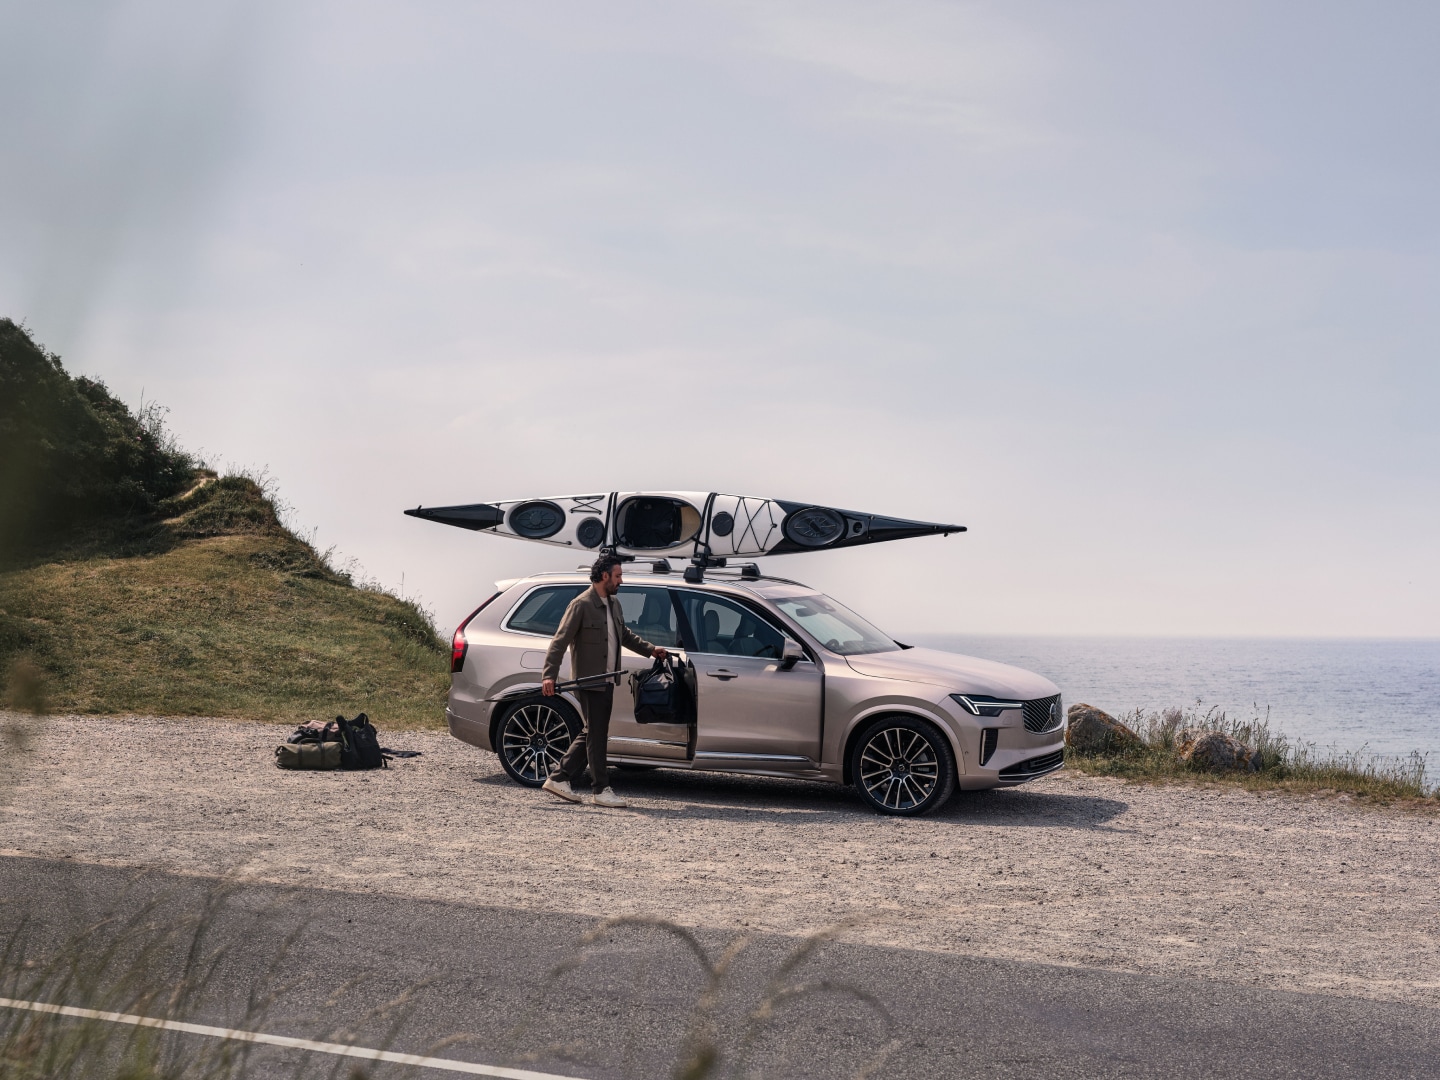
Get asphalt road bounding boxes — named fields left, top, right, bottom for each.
left=2, top=855, right=1436, bottom=1079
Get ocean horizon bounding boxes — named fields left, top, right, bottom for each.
left=907, top=634, right=1440, bottom=773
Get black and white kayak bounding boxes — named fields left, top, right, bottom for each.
left=404, top=491, right=964, bottom=560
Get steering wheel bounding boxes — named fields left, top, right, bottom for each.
left=825, top=638, right=842, bottom=651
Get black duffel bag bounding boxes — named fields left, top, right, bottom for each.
left=276, top=714, right=389, bottom=770
left=629, top=656, right=691, bottom=725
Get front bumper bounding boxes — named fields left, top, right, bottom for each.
left=946, top=700, right=1066, bottom=790
left=993, top=748, right=1065, bottom=785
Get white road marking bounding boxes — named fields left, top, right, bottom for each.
left=0, top=996, right=584, bottom=1079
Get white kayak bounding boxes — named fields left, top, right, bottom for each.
left=404, top=491, right=964, bottom=561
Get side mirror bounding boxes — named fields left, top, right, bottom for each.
left=780, top=637, right=805, bottom=670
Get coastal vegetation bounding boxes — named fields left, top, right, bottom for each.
left=0, top=319, right=447, bottom=727
left=1065, top=701, right=1435, bottom=803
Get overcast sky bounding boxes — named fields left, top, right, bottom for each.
left=3, top=0, right=1437, bottom=638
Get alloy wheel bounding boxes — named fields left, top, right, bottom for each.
left=500, top=701, right=575, bottom=785
left=857, top=724, right=943, bottom=812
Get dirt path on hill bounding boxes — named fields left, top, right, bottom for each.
left=4, top=714, right=1438, bottom=1009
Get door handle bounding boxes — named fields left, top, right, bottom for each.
left=705, top=669, right=738, bottom=680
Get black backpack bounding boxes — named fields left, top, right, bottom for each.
left=630, top=656, right=692, bottom=726
left=335, top=713, right=389, bottom=769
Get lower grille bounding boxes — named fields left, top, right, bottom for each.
left=979, top=727, right=998, bottom=766
left=1023, top=694, right=1063, bottom=733
left=998, top=749, right=1065, bottom=779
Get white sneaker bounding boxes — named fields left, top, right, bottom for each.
left=592, top=787, right=628, bottom=808
left=542, top=777, right=582, bottom=804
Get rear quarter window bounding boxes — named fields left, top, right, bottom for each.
left=504, top=585, right=586, bottom=636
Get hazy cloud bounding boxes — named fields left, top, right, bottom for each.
left=0, top=0, right=264, bottom=348
left=2, top=1, right=1436, bottom=636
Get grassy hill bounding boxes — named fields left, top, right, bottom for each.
left=0, top=320, right=448, bottom=727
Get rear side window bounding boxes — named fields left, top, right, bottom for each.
left=616, top=586, right=681, bottom=647
left=504, top=585, right=586, bottom=636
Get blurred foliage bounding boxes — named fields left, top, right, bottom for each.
left=0, top=319, right=197, bottom=565
left=4, top=657, right=48, bottom=715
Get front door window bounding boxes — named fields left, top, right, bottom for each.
left=675, top=592, right=785, bottom=659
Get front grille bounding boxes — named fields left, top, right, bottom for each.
left=979, top=727, right=998, bottom=766
left=998, top=749, right=1065, bottom=778
left=1022, top=694, right=1063, bottom=733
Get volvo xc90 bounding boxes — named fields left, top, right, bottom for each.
left=445, top=565, right=1064, bottom=815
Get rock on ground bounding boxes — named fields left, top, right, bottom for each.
left=1065, top=703, right=1141, bottom=754
left=1178, top=729, right=1261, bottom=772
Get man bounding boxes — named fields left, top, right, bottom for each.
left=541, top=554, right=667, bottom=807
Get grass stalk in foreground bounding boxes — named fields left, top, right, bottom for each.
left=1066, top=702, right=1435, bottom=803
left=3, top=879, right=891, bottom=1080
left=0, top=879, right=460, bottom=1080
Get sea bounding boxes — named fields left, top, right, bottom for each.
left=909, top=635, right=1440, bottom=781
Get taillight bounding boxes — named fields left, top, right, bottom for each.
left=451, top=592, right=500, bottom=674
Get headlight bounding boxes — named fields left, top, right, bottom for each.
left=951, top=693, right=1025, bottom=718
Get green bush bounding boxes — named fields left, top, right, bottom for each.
left=0, top=319, right=195, bottom=562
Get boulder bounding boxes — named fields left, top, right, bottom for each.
left=1176, top=729, right=1260, bottom=772
left=1065, top=704, right=1142, bottom=755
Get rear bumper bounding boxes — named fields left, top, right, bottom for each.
left=447, top=706, right=493, bottom=752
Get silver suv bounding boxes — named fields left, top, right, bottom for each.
left=445, top=565, right=1064, bottom=816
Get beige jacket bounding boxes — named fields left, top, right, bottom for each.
left=542, top=585, right=658, bottom=684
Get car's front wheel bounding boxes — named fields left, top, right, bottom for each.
left=497, top=696, right=581, bottom=787
left=850, top=716, right=956, bottom=816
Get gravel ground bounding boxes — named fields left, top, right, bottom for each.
left=4, top=714, right=1439, bottom=1009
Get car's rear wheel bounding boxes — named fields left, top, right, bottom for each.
left=850, top=716, right=956, bottom=816
left=497, top=696, right=581, bottom=787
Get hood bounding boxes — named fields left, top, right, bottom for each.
left=845, top=647, right=1058, bottom=700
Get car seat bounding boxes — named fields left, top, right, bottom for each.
left=728, top=615, right=768, bottom=657
left=636, top=592, right=674, bottom=645
left=702, top=610, right=723, bottom=653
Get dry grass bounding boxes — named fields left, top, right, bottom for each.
left=0, top=881, right=447, bottom=1080
left=1067, top=702, right=1436, bottom=805
left=1, top=885, right=889, bottom=1080
left=499, top=915, right=897, bottom=1080
left=0, top=477, right=448, bottom=729
left=3, top=325, right=450, bottom=730
left=1, top=887, right=287, bottom=1080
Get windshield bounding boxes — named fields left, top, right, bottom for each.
left=772, top=594, right=899, bottom=656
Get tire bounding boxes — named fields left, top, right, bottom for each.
left=849, top=715, right=956, bottom=816
left=496, top=695, right=581, bottom=787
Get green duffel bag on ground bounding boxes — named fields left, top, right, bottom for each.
left=275, top=741, right=341, bottom=770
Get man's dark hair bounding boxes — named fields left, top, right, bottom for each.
left=590, top=554, right=623, bottom=582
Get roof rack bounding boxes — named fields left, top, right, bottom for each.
left=557, top=561, right=802, bottom=586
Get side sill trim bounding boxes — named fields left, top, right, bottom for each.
left=693, top=751, right=813, bottom=763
